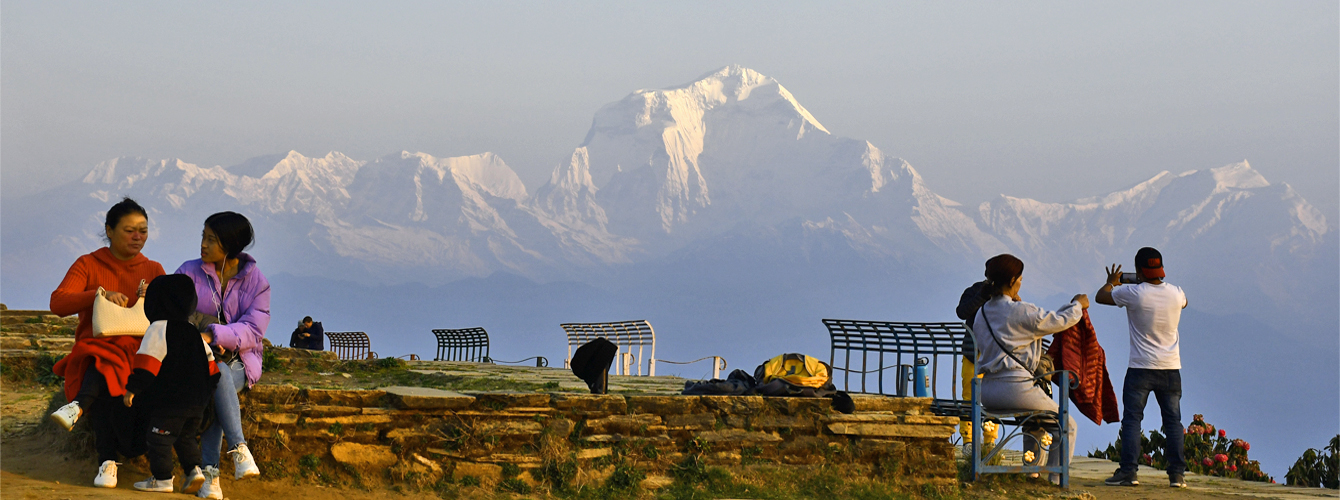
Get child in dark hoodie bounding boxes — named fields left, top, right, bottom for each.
left=124, top=274, right=220, bottom=494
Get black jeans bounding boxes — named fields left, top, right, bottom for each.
left=1119, top=368, right=1185, bottom=475
left=146, top=408, right=205, bottom=480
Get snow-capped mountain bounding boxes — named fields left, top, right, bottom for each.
left=1, top=66, right=1331, bottom=332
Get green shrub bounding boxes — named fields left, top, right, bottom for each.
left=36, top=353, right=66, bottom=386
left=605, top=463, right=645, bottom=491
left=1286, top=435, right=1339, bottom=489
left=497, top=477, right=531, bottom=494
left=539, top=458, right=578, bottom=490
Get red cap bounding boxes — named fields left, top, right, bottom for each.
left=1136, top=247, right=1165, bottom=279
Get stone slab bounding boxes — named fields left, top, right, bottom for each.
left=468, top=392, right=551, bottom=410
left=331, top=442, right=396, bottom=469
left=825, top=422, right=956, bottom=439
left=694, top=429, right=783, bottom=443
left=699, top=395, right=767, bottom=415
left=550, top=394, right=626, bottom=415
left=849, top=395, right=931, bottom=413
left=900, top=414, right=960, bottom=425
left=304, top=388, right=387, bottom=407
left=247, top=384, right=300, bottom=404
left=383, top=386, right=474, bottom=410
left=626, top=395, right=705, bottom=414
left=305, top=415, right=395, bottom=426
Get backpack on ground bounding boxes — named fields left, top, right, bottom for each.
left=753, top=353, right=831, bottom=388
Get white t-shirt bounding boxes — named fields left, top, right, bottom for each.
left=1111, top=281, right=1187, bottom=370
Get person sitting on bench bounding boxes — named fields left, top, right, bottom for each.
left=289, top=316, right=324, bottom=351
left=972, top=254, right=1086, bottom=485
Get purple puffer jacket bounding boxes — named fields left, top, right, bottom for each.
left=175, top=253, right=271, bottom=388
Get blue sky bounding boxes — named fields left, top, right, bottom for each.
left=3, top=1, right=1336, bottom=217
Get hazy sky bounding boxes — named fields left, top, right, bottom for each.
left=3, top=1, right=1337, bottom=217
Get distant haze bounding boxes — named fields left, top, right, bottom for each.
left=2, top=2, right=1336, bottom=217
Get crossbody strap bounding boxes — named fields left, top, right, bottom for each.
left=981, top=304, right=1035, bottom=373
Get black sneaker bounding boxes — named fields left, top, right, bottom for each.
left=1104, top=468, right=1139, bottom=486
left=1169, top=473, right=1187, bottom=488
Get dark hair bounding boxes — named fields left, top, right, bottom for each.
left=983, top=254, right=1025, bottom=297
left=302, top=316, right=313, bottom=323
left=105, top=197, right=148, bottom=229
left=204, top=211, right=254, bottom=260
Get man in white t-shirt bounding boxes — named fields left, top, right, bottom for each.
left=1096, top=247, right=1189, bottom=489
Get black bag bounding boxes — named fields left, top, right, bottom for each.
left=569, top=338, right=618, bottom=394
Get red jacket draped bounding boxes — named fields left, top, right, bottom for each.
left=50, top=248, right=166, bottom=401
left=1047, top=310, right=1120, bottom=425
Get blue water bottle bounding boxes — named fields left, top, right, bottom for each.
left=914, top=357, right=930, bottom=397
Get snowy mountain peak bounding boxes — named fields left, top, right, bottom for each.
left=1208, top=160, right=1270, bottom=192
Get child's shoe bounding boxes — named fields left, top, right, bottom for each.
left=182, top=466, right=205, bottom=494
left=230, top=443, right=260, bottom=480
left=133, top=476, right=174, bottom=492
left=197, top=466, right=223, bottom=499
left=50, top=401, right=82, bottom=431
left=93, top=460, right=119, bottom=488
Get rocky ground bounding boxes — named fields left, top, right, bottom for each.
left=3, top=307, right=1335, bottom=499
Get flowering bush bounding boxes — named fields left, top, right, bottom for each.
left=1087, top=413, right=1272, bottom=482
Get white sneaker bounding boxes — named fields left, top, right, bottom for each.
left=197, top=466, right=223, bottom=499
left=50, top=401, right=81, bottom=431
left=133, top=476, right=174, bottom=492
left=229, top=443, right=260, bottom=480
left=182, top=466, right=205, bottom=494
left=93, top=460, right=119, bottom=488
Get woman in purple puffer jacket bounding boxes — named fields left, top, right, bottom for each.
left=175, top=211, right=269, bottom=499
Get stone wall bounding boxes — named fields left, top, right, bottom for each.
left=239, top=385, right=959, bottom=491
left=0, top=306, right=77, bottom=375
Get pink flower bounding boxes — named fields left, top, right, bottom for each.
left=1203, top=457, right=1214, bottom=467
left=1241, top=441, right=1250, bottom=451
left=1230, top=464, right=1238, bottom=472
left=1219, top=429, right=1227, bottom=438
left=1142, top=454, right=1152, bottom=464
left=1215, top=453, right=1229, bottom=463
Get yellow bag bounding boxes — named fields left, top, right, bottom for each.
left=754, top=353, right=831, bottom=389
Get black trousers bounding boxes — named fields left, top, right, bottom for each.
left=77, top=365, right=149, bottom=463
left=146, top=408, right=205, bottom=480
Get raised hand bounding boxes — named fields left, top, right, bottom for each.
left=1105, top=264, right=1123, bottom=287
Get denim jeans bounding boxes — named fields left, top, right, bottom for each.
left=202, top=360, right=248, bottom=468
left=1119, top=368, right=1185, bottom=475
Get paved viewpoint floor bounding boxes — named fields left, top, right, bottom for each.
left=1067, top=456, right=1338, bottom=500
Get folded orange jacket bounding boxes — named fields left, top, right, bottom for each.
left=1048, top=310, right=1120, bottom=425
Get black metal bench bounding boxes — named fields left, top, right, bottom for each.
left=326, top=331, right=378, bottom=361
left=823, top=319, right=1072, bottom=485
left=823, top=319, right=971, bottom=417
left=431, top=327, right=548, bottom=367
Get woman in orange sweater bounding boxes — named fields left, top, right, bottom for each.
left=48, top=197, right=166, bottom=489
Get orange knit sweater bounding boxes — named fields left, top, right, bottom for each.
left=50, top=247, right=166, bottom=400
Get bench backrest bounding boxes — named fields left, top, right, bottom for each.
left=823, top=319, right=967, bottom=401
left=432, top=327, right=490, bottom=362
left=560, top=320, right=656, bottom=376
left=326, top=331, right=375, bottom=361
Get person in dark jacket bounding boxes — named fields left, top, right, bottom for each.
left=123, top=274, right=220, bottom=494
left=956, top=279, right=996, bottom=450
left=289, top=316, right=324, bottom=351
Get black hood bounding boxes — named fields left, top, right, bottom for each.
left=144, top=274, right=197, bottom=323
